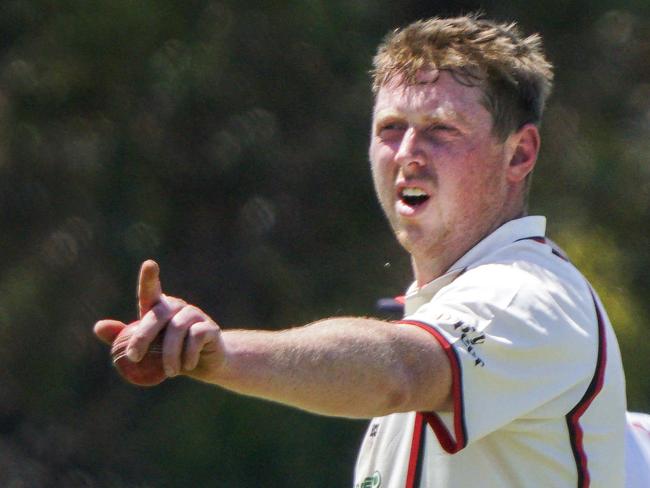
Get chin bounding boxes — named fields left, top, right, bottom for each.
left=394, top=231, right=414, bottom=253
left=395, top=227, right=429, bottom=252
left=394, top=220, right=448, bottom=255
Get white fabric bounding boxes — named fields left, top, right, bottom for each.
left=625, top=412, right=650, bottom=488
left=354, top=216, right=627, bottom=488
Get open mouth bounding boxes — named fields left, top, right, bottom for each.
left=399, top=187, right=430, bottom=208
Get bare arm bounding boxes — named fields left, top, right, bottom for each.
left=210, top=318, right=451, bottom=418
left=94, top=261, right=452, bottom=418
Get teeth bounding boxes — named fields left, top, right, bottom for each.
left=401, top=187, right=428, bottom=197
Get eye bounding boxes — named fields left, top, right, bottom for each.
left=426, top=124, right=457, bottom=134
left=377, top=121, right=407, bottom=136
left=424, top=124, right=461, bottom=142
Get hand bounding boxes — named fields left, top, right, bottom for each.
left=94, top=260, right=226, bottom=383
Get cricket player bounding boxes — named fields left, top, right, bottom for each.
left=95, top=15, right=627, bottom=487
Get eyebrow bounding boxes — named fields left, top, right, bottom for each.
left=373, top=108, right=470, bottom=129
left=426, top=102, right=472, bottom=126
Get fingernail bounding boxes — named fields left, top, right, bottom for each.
left=126, top=347, right=140, bottom=362
left=165, top=366, right=177, bottom=377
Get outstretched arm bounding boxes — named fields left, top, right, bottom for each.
left=94, top=261, right=452, bottom=419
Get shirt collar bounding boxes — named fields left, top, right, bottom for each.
left=448, top=215, right=546, bottom=272
left=404, top=216, right=546, bottom=310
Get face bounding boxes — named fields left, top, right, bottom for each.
left=370, top=70, right=515, bottom=271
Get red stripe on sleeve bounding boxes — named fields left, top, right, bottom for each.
left=405, top=413, right=424, bottom=488
left=399, top=320, right=467, bottom=454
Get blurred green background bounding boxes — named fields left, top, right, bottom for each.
left=0, top=0, right=648, bottom=486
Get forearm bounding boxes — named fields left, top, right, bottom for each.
left=199, top=317, right=450, bottom=418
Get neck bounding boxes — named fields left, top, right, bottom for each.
left=411, top=254, right=453, bottom=287
left=411, top=207, right=527, bottom=287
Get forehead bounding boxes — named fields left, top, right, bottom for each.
left=373, top=70, right=490, bottom=125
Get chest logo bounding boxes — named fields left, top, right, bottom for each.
left=356, top=471, right=381, bottom=488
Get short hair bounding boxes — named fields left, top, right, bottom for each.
left=372, top=15, right=554, bottom=140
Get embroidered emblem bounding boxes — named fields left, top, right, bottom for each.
left=356, top=471, right=382, bottom=488
left=452, top=320, right=486, bottom=367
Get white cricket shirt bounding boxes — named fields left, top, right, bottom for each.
left=625, top=412, right=650, bottom=487
left=354, top=216, right=626, bottom=488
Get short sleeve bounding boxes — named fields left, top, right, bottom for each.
left=401, top=264, right=598, bottom=452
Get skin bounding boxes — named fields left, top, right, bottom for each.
left=94, top=69, right=540, bottom=419
left=371, top=70, right=539, bottom=285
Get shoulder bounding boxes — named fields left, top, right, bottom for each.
left=449, top=237, right=592, bottom=305
left=427, top=240, right=597, bottom=340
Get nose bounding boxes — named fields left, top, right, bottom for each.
left=394, top=127, right=425, bottom=170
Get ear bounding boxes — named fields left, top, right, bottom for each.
left=506, top=123, right=540, bottom=183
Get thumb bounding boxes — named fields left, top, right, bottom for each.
left=94, top=319, right=127, bottom=345
left=138, top=259, right=162, bottom=318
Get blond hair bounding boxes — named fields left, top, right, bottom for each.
left=372, top=15, right=554, bottom=140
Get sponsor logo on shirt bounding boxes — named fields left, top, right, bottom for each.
left=356, top=471, right=381, bottom=488
left=453, top=321, right=486, bottom=367
left=435, top=313, right=486, bottom=367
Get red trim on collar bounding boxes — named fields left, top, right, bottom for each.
left=517, top=236, right=570, bottom=262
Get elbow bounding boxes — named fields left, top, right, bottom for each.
left=382, top=383, right=411, bottom=414
left=380, top=360, right=451, bottom=415
left=377, top=367, right=421, bottom=415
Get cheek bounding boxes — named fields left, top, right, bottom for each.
left=369, top=143, right=395, bottom=178
left=369, top=159, right=387, bottom=196
left=369, top=137, right=393, bottom=161
left=439, top=146, right=506, bottom=206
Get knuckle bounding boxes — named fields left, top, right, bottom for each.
left=190, top=325, right=208, bottom=340
left=168, top=319, right=188, bottom=331
left=185, top=304, right=202, bottom=316
left=151, top=301, right=171, bottom=320
left=130, top=330, right=150, bottom=345
left=191, top=321, right=219, bottom=340
left=185, top=306, right=207, bottom=323
left=164, top=294, right=186, bottom=306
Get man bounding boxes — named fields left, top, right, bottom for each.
left=95, top=15, right=626, bottom=487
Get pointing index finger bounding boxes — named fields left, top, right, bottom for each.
left=138, top=259, right=162, bottom=318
